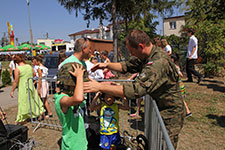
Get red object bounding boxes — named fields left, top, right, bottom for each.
left=54, top=39, right=63, bottom=43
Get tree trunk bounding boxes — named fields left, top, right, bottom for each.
left=112, top=0, right=118, bottom=62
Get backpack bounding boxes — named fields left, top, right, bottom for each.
left=57, top=62, right=89, bottom=96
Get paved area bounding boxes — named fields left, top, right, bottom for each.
left=0, top=85, right=18, bottom=110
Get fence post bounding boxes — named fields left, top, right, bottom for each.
left=144, top=95, right=153, bottom=150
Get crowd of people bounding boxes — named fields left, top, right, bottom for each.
left=1, top=28, right=204, bottom=150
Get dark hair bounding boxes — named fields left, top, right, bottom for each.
left=125, top=29, right=151, bottom=49
left=37, top=55, right=44, bottom=63
left=101, top=50, right=108, bottom=57
left=170, top=53, right=180, bottom=64
left=187, top=28, right=195, bottom=35
left=31, top=56, right=37, bottom=61
left=14, top=55, right=26, bottom=64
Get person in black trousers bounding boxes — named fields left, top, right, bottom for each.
left=185, top=29, right=202, bottom=84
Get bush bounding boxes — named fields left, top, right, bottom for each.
left=2, top=69, right=11, bottom=85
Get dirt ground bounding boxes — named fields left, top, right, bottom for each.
left=2, top=77, right=225, bottom=150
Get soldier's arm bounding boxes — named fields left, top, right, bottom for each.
left=84, top=79, right=125, bottom=98
left=91, top=62, right=122, bottom=72
left=123, top=62, right=161, bottom=100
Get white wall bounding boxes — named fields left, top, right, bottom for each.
left=37, top=39, right=54, bottom=47
left=163, top=17, right=185, bottom=36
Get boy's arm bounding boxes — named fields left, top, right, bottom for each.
left=118, top=97, right=130, bottom=110
left=60, top=64, right=85, bottom=113
left=89, top=92, right=102, bottom=111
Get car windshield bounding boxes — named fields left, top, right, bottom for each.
left=44, top=56, right=58, bottom=68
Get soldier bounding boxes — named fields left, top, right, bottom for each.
left=84, top=29, right=185, bottom=149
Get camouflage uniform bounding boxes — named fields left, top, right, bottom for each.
left=120, top=46, right=185, bottom=149
left=57, top=62, right=89, bottom=96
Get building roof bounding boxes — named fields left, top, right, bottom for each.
left=69, top=28, right=110, bottom=37
left=163, top=15, right=185, bottom=20
left=88, top=38, right=113, bottom=43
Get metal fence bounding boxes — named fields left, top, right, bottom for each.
left=27, top=77, right=61, bottom=133
left=27, top=78, right=174, bottom=149
left=144, top=95, right=174, bottom=150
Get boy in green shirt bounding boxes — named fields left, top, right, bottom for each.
left=55, top=64, right=88, bottom=150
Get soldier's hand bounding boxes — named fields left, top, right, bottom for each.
left=84, top=78, right=101, bottom=93
left=91, top=63, right=107, bottom=72
left=69, top=64, right=85, bottom=77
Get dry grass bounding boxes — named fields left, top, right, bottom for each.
left=2, top=77, right=225, bottom=149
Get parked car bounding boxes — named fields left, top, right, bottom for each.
left=43, top=51, right=73, bottom=93
left=43, top=51, right=73, bottom=78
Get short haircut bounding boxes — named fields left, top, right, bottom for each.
left=187, top=28, right=195, bottom=35
left=125, top=29, right=151, bottom=49
left=74, top=37, right=88, bottom=52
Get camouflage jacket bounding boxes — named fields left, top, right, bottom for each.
left=120, top=46, right=184, bottom=113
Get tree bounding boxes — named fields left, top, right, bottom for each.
left=57, top=0, right=180, bottom=61
left=182, top=0, right=225, bottom=76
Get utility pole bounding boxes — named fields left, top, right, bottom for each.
left=26, top=0, right=34, bottom=56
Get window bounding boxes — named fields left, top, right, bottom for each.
left=39, top=42, right=45, bottom=45
left=169, top=21, right=176, bottom=29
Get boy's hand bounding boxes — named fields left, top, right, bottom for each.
left=69, top=64, right=85, bottom=77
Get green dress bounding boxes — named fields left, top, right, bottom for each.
left=16, top=64, right=45, bottom=122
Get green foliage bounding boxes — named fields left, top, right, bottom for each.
left=2, top=69, right=11, bottom=85
left=118, top=14, right=159, bottom=60
left=182, top=0, right=225, bottom=76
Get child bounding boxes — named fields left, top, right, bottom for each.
left=55, top=64, right=88, bottom=150
left=171, top=53, right=192, bottom=117
left=89, top=91, right=129, bottom=150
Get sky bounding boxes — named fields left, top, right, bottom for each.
left=0, top=0, right=183, bottom=44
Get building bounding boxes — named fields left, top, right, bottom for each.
left=163, top=15, right=185, bottom=36
left=68, top=25, right=113, bottom=44
left=37, top=38, right=54, bottom=47
left=88, top=38, right=113, bottom=54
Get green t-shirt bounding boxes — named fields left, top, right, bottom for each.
left=59, top=55, right=87, bottom=108
left=55, top=93, right=88, bottom=150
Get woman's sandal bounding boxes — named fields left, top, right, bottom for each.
left=45, top=114, right=53, bottom=119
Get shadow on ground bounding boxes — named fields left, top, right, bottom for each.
left=206, top=114, right=225, bottom=127
left=200, top=79, right=225, bottom=93
left=128, top=111, right=145, bottom=132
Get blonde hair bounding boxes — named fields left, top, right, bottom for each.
left=161, top=39, right=168, bottom=48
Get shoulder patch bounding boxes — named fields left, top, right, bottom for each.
left=147, top=61, right=154, bottom=65
left=139, top=73, right=146, bottom=79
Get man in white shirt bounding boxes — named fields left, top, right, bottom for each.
left=9, top=55, right=18, bottom=80
left=185, top=29, right=202, bottom=84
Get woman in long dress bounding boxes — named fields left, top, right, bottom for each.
left=10, top=55, right=45, bottom=124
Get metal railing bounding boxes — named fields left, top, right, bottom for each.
left=144, top=95, right=174, bottom=150
left=27, top=77, right=61, bottom=133
left=26, top=78, right=174, bottom=149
